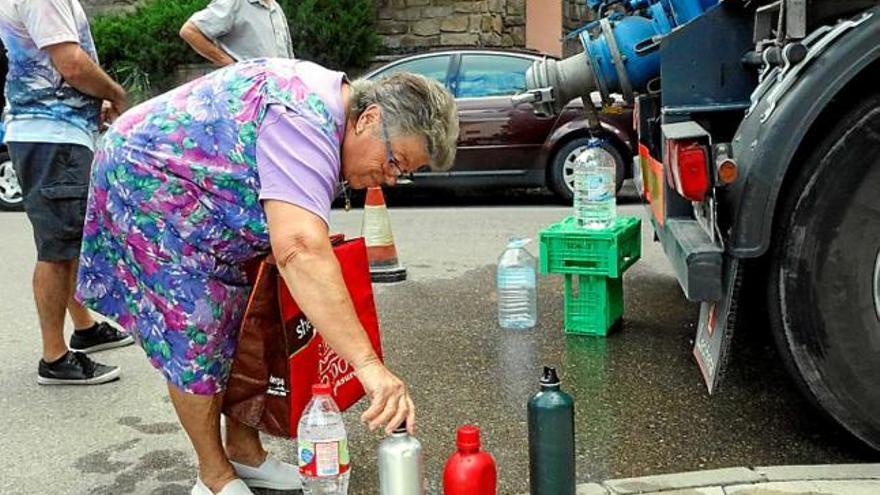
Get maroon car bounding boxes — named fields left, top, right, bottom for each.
left=363, top=49, right=636, bottom=201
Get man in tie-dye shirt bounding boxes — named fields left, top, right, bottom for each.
left=0, top=0, right=133, bottom=386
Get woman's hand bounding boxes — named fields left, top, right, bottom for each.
left=356, top=362, right=415, bottom=435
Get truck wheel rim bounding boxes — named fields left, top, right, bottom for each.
left=0, top=158, right=23, bottom=206
left=874, top=248, right=880, bottom=322
left=563, top=145, right=588, bottom=193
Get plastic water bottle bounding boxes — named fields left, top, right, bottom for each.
left=497, top=237, right=537, bottom=329
left=574, top=143, right=617, bottom=229
left=298, top=383, right=350, bottom=495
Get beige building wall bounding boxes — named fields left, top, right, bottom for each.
left=526, top=0, right=562, bottom=57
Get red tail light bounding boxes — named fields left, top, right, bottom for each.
left=666, top=139, right=710, bottom=202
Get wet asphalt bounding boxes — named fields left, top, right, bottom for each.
left=259, top=187, right=876, bottom=494
left=0, top=186, right=876, bottom=495
left=330, top=266, right=869, bottom=494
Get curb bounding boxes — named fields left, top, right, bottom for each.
left=520, top=464, right=880, bottom=495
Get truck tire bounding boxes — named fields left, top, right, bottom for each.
left=549, top=137, right=625, bottom=203
left=768, top=93, right=880, bottom=450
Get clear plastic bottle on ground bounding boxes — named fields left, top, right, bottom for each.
left=574, top=143, right=617, bottom=229
left=497, top=237, right=537, bottom=329
left=298, top=383, right=350, bottom=495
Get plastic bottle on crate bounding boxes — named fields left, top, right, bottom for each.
left=497, top=237, right=537, bottom=329
left=298, top=383, right=350, bottom=495
left=573, top=142, right=617, bottom=229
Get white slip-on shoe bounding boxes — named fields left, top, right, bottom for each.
left=192, top=478, right=255, bottom=495
left=230, top=455, right=302, bottom=490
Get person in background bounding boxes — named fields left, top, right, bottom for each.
left=0, top=0, right=133, bottom=385
left=180, top=0, right=294, bottom=66
left=76, top=59, right=458, bottom=495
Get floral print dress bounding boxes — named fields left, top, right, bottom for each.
left=76, top=59, right=343, bottom=395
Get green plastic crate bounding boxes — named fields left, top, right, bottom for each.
left=563, top=274, right=623, bottom=336
left=539, top=216, right=641, bottom=277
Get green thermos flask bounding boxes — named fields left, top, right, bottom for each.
left=527, top=366, right=575, bottom=495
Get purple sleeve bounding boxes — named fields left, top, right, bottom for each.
left=256, top=105, right=341, bottom=226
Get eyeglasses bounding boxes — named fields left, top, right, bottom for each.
left=381, top=119, right=414, bottom=181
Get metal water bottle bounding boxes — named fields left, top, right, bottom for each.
left=528, top=366, right=575, bottom=495
left=378, top=421, right=425, bottom=495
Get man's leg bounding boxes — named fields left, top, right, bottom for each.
left=168, top=384, right=239, bottom=493
left=11, top=142, right=121, bottom=384
left=33, top=259, right=75, bottom=362
left=66, top=259, right=96, bottom=330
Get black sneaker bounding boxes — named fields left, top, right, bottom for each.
left=69, top=322, right=134, bottom=353
left=37, top=351, right=121, bottom=386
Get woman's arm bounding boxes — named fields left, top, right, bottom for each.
left=264, top=199, right=415, bottom=434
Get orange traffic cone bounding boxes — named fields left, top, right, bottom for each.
left=361, top=186, right=407, bottom=283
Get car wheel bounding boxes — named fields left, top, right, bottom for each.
left=549, top=137, right=626, bottom=203
left=0, top=151, right=24, bottom=212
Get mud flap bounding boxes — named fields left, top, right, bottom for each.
left=693, top=256, right=742, bottom=394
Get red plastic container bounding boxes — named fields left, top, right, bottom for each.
left=443, top=425, right=497, bottom=495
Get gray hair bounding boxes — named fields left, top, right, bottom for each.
left=348, top=72, right=458, bottom=171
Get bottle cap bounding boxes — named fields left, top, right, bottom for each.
left=393, top=420, right=407, bottom=434
left=540, top=366, right=560, bottom=386
left=312, top=382, right=332, bottom=395
left=456, top=425, right=481, bottom=450
left=506, top=237, right=532, bottom=249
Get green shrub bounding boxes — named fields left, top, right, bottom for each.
left=91, top=0, right=381, bottom=90
left=113, top=62, right=153, bottom=106
left=91, top=0, right=210, bottom=91
left=284, top=0, right=382, bottom=71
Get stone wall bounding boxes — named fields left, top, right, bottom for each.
left=81, top=0, right=576, bottom=60
left=80, top=0, right=141, bottom=17
left=562, top=0, right=592, bottom=57
left=563, top=0, right=590, bottom=32
left=377, top=0, right=527, bottom=53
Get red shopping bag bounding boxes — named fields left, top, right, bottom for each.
left=281, top=236, right=383, bottom=429
left=223, top=236, right=383, bottom=438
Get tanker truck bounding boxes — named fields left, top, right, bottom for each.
left=513, top=0, right=880, bottom=449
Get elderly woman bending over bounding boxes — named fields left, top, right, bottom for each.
left=75, top=58, right=458, bottom=495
